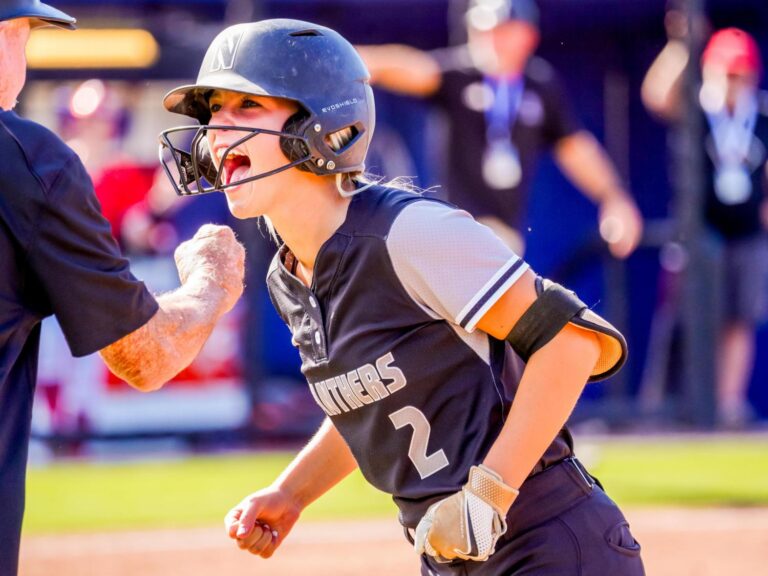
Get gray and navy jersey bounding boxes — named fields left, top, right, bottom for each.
left=267, top=185, right=572, bottom=527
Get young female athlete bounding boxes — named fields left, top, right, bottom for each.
left=160, top=19, right=645, bottom=576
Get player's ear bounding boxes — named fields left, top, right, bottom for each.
left=279, top=112, right=312, bottom=169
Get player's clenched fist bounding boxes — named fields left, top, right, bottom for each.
left=224, top=485, right=302, bottom=558
left=174, top=224, right=245, bottom=313
left=414, top=465, right=519, bottom=563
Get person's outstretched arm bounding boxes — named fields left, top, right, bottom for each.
left=356, top=44, right=443, bottom=97
left=224, top=417, right=358, bottom=557
left=641, top=39, right=688, bottom=121
left=554, top=131, right=644, bottom=259
left=100, top=224, right=245, bottom=391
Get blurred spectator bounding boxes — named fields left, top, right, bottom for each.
left=357, top=0, right=642, bottom=258
left=57, top=80, right=155, bottom=245
left=643, top=22, right=768, bottom=428
left=122, top=166, right=231, bottom=255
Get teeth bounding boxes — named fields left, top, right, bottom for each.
left=216, top=150, right=246, bottom=163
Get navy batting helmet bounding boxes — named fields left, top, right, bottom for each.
left=0, top=0, right=76, bottom=29
left=159, top=19, right=375, bottom=196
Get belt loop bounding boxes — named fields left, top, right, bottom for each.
left=568, top=457, right=595, bottom=489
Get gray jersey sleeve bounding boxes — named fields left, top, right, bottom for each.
left=386, top=200, right=529, bottom=332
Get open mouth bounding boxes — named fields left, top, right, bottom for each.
left=221, top=151, right=252, bottom=187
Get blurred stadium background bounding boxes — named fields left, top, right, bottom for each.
left=16, top=0, right=768, bottom=574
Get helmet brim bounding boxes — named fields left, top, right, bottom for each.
left=6, top=2, right=77, bottom=30
left=163, top=73, right=297, bottom=121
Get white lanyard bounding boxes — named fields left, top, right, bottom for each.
left=706, top=96, right=758, bottom=168
left=705, top=95, right=758, bottom=205
left=484, top=76, right=525, bottom=146
left=481, top=76, right=525, bottom=190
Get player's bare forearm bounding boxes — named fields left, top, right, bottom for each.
left=275, top=418, right=358, bottom=509
left=356, top=44, right=442, bottom=97
left=224, top=418, right=357, bottom=557
left=100, top=224, right=245, bottom=392
left=482, top=324, right=600, bottom=489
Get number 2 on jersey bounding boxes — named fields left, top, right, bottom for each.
left=388, top=406, right=449, bottom=479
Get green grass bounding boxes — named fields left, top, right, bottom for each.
left=589, top=437, right=768, bottom=506
left=24, top=452, right=396, bottom=535
left=23, top=437, right=768, bottom=535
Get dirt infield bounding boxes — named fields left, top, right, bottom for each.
left=20, top=507, right=768, bottom=575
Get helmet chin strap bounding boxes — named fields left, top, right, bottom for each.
left=336, top=173, right=376, bottom=198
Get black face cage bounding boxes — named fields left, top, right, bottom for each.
left=158, top=125, right=311, bottom=196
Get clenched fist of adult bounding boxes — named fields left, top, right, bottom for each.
left=415, top=465, right=519, bottom=563
left=174, top=224, right=245, bottom=314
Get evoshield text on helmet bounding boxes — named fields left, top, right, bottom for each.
left=159, top=19, right=375, bottom=196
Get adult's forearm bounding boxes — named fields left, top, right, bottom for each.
left=482, top=324, right=600, bottom=489
left=99, top=279, right=228, bottom=391
left=356, top=44, right=442, bottom=97
left=275, top=418, right=358, bottom=509
left=555, top=131, right=629, bottom=204
left=641, top=39, right=687, bottom=121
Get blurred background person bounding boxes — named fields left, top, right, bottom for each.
left=55, top=80, right=154, bottom=247
left=357, top=0, right=643, bottom=258
left=643, top=23, right=768, bottom=428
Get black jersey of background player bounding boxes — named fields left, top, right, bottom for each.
left=430, top=47, right=582, bottom=230
left=267, top=185, right=572, bottom=528
left=701, top=92, right=768, bottom=240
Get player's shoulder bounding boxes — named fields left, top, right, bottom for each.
left=343, top=183, right=455, bottom=240
left=0, top=110, right=78, bottom=194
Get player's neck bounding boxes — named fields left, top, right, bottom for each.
left=269, top=177, right=351, bottom=285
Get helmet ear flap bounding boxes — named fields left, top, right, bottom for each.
left=280, top=112, right=312, bottom=172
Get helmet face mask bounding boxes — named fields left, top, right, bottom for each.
left=159, top=19, right=375, bottom=197
left=159, top=123, right=311, bottom=196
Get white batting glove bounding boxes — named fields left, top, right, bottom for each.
left=414, top=465, right=519, bottom=563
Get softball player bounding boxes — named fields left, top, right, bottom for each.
left=160, top=19, right=645, bottom=575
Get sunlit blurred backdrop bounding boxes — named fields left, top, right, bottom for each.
left=21, top=0, right=768, bottom=451
left=16, top=2, right=768, bottom=574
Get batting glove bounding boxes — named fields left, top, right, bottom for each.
left=414, top=465, right=519, bottom=563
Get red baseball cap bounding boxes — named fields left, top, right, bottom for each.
left=702, top=28, right=762, bottom=78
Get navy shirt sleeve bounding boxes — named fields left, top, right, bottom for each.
left=430, top=46, right=474, bottom=108
left=529, top=58, right=583, bottom=146
left=27, top=154, right=158, bottom=357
